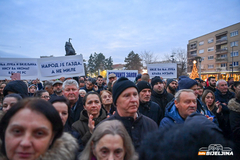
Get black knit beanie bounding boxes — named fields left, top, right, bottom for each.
left=167, top=79, right=176, bottom=87
left=151, top=77, right=163, bottom=87
left=178, top=77, right=198, bottom=90
left=137, top=81, right=151, bottom=93
left=112, top=77, right=138, bottom=106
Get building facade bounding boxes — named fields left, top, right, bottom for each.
left=187, top=22, right=240, bottom=81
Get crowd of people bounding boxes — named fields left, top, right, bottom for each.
left=0, top=74, right=239, bottom=160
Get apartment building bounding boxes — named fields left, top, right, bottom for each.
left=187, top=22, right=240, bottom=81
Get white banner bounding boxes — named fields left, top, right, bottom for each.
left=147, top=63, right=177, bottom=79
left=0, top=55, right=85, bottom=80
left=107, top=70, right=138, bottom=83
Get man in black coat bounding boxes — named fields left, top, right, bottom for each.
left=62, top=79, right=84, bottom=126
left=151, top=77, right=174, bottom=116
left=106, top=77, right=158, bottom=152
left=205, top=76, right=216, bottom=92
left=137, top=81, right=163, bottom=125
left=215, top=79, right=235, bottom=139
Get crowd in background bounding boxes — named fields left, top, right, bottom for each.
left=0, top=73, right=239, bottom=160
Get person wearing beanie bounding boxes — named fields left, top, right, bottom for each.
left=177, top=76, right=217, bottom=125
left=166, top=79, right=177, bottom=96
left=105, top=77, right=158, bottom=152
left=151, top=77, right=174, bottom=116
left=135, top=74, right=142, bottom=84
left=3, top=80, right=28, bottom=98
left=137, top=81, right=163, bottom=125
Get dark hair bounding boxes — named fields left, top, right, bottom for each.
left=33, top=90, right=48, bottom=98
left=231, top=81, right=240, bottom=92
left=0, top=98, right=63, bottom=156
left=207, top=76, right=215, bottom=81
left=3, top=93, right=22, bottom=101
left=82, top=92, right=102, bottom=106
left=49, top=96, right=71, bottom=117
left=97, top=75, right=103, bottom=79
left=228, top=77, right=233, bottom=81
left=87, top=78, right=96, bottom=85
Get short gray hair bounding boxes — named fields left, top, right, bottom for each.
left=175, top=89, right=195, bottom=102
left=216, top=79, right=227, bottom=87
left=62, top=79, right=79, bottom=90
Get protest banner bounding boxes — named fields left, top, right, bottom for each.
left=147, top=63, right=177, bottom=79
left=0, top=55, right=85, bottom=80
left=107, top=70, right=138, bottom=83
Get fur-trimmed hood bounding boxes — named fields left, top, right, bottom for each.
left=228, top=98, right=240, bottom=113
left=0, top=132, right=78, bottom=160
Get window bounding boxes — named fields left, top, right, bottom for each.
left=233, top=61, right=239, bottom=66
left=190, top=51, right=197, bottom=55
left=208, top=38, right=214, bottom=43
left=199, top=49, right=204, bottom=54
left=231, top=51, right=239, bottom=57
left=230, top=30, right=238, bottom=37
left=208, top=55, right=214, bottom=60
left=231, top=41, right=238, bottom=47
left=201, top=57, right=205, bottom=61
left=221, top=63, right=227, bottom=67
left=199, top=41, right=204, bottom=46
left=190, top=43, right=197, bottom=49
left=208, top=64, right=214, bottom=69
left=208, top=47, right=214, bottom=52
left=220, top=54, right=227, bottom=58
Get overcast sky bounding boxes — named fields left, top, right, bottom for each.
left=0, top=0, right=239, bottom=64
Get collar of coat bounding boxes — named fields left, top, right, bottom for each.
left=228, top=98, right=240, bottom=113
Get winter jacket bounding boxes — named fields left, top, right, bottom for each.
left=138, top=100, right=163, bottom=125
left=72, top=108, right=107, bottom=151
left=151, top=89, right=174, bottom=117
left=160, top=98, right=217, bottom=129
left=228, top=98, right=240, bottom=154
left=105, top=111, right=158, bottom=152
left=0, top=110, right=78, bottom=160
left=68, top=96, right=84, bottom=126
left=214, top=89, right=235, bottom=139
left=205, top=86, right=216, bottom=93
left=0, top=132, right=78, bottom=160
left=159, top=103, right=185, bottom=129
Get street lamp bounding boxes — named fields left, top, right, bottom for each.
left=231, top=46, right=235, bottom=77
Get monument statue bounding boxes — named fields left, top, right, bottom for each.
left=65, top=38, right=76, bottom=56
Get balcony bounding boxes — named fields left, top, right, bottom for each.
left=216, top=67, right=227, bottom=71
left=216, top=38, right=228, bottom=45
left=215, top=57, right=228, bottom=62
left=215, top=48, right=228, bottom=54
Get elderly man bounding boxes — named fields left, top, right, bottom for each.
left=160, top=89, right=197, bottom=129
left=63, top=79, right=84, bottom=125
left=137, top=81, right=163, bottom=125
left=215, top=79, right=235, bottom=138
left=52, top=80, right=63, bottom=97
left=106, top=77, right=158, bottom=151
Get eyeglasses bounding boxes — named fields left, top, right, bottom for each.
left=41, top=96, right=50, bottom=99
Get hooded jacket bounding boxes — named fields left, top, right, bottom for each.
left=160, top=98, right=217, bottom=129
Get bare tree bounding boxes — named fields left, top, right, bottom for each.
left=165, top=48, right=188, bottom=78
left=140, top=50, right=158, bottom=65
